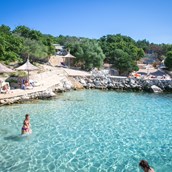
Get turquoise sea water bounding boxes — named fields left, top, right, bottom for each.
left=0, top=90, right=172, bottom=172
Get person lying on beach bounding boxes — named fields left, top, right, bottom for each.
left=139, top=160, right=155, bottom=172
left=21, top=114, right=32, bottom=134
left=1, top=83, right=10, bottom=94
left=21, top=80, right=33, bottom=90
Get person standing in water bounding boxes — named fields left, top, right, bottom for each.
left=139, top=160, right=155, bottom=172
left=21, top=114, right=32, bottom=134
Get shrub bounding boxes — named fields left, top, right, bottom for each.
left=9, top=71, right=27, bottom=77
left=164, top=51, right=172, bottom=70
left=6, top=78, right=18, bottom=83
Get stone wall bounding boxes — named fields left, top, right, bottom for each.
left=74, top=75, right=172, bottom=92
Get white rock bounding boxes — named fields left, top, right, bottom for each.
left=80, top=79, right=86, bottom=85
left=21, top=95, right=30, bottom=100
left=151, top=85, right=163, bottom=93
left=130, top=79, right=136, bottom=84
left=63, top=82, right=72, bottom=90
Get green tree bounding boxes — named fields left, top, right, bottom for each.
left=69, top=39, right=105, bottom=70
left=13, top=25, right=31, bottom=38
left=0, top=25, right=23, bottom=62
left=100, top=34, right=144, bottom=61
left=20, top=38, right=48, bottom=61
left=137, top=39, right=150, bottom=52
left=13, top=25, right=55, bottom=62
left=111, top=49, right=138, bottom=75
left=99, top=34, right=144, bottom=74
left=164, top=51, right=172, bottom=70
left=82, top=40, right=105, bottom=70
left=0, top=24, right=11, bottom=34
left=161, top=44, right=172, bottom=57
left=56, top=36, right=104, bottom=69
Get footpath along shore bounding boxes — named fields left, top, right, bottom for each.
left=0, top=67, right=89, bottom=105
left=0, top=66, right=172, bottom=106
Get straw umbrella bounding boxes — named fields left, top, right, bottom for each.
left=0, top=63, right=14, bottom=73
left=16, top=58, right=38, bottom=80
left=63, top=52, right=76, bottom=68
left=0, top=63, right=14, bottom=92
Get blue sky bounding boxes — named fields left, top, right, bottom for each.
left=0, top=0, right=172, bottom=43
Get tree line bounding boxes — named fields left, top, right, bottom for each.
left=0, top=24, right=172, bottom=74
left=0, top=25, right=55, bottom=64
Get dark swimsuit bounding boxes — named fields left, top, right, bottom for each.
left=22, top=127, right=28, bottom=131
left=22, top=120, right=29, bottom=131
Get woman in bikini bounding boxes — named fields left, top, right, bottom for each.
left=21, top=114, right=32, bottom=134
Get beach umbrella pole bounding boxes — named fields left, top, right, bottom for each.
left=28, top=70, right=29, bottom=80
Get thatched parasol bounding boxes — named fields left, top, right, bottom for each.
left=63, top=52, right=76, bottom=67
left=64, top=52, right=76, bottom=59
left=0, top=63, right=14, bottom=73
left=16, top=58, right=38, bottom=79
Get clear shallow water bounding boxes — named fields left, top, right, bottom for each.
left=0, top=90, right=172, bottom=172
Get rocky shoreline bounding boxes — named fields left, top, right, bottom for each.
left=74, top=75, right=172, bottom=92
left=1, top=74, right=172, bottom=106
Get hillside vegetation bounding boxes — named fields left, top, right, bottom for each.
left=0, top=24, right=172, bottom=73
